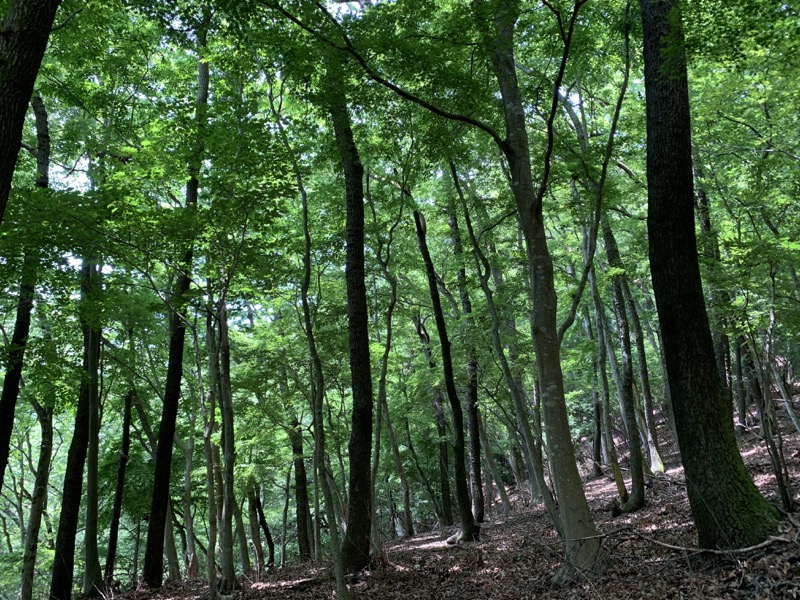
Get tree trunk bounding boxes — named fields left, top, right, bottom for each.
left=474, top=0, right=605, bottom=579
left=412, top=317, right=454, bottom=526
left=639, top=0, right=779, bottom=548
left=49, top=263, right=100, bottom=600
left=217, top=303, right=240, bottom=589
left=382, top=400, right=414, bottom=537
left=477, top=414, right=512, bottom=514
left=414, top=210, right=478, bottom=543
left=248, top=487, right=265, bottom=573
left=104, top=389, right=133, bottom=588
left=328, top=60, right=374, bottom=574
left=448, top=207, right=484, bottom=523
left=19, top=397, right=52, bottom=600
left=254, top=491, right=276, bottom=569
left=0, top=92, right=47, bottom=499
left=403, top=417, right=443, bottom=522
left=0, top=0, right=61, bottom=223
left=143, top=28, right=208, bottom=588
left=601, top=219, right=645, bottom=512
left=83, top=265, right=104, bottom=596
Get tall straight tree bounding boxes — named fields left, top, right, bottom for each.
left=414, top=210, right=479, bottom=543
left=142, top=25, right=209, bottom=588
left=327, top=58, right=374, bottom=574
left=639, top=0, right=779, bottom=548
left=0, top=0, right=61, bottom=223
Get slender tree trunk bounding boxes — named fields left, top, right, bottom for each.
left=0, top=0, right=62, bottom=223
left=104, top=389, right=132, bottom=588
left=216, top=302, right=240, bottom=589
left=143, top=28, right=208, bottom=588
left=601, top=220, right=645, bottom=512
left=254, top=492, right=276, bottom=569
left=19, top=398, right=52, bottom=600
left=83, top=268, right=104, bottom=596
left=412, top=317, right=454, bottom=526
left=328, top=61, right=374, bottom=574
left=181, top=406, right=198, bottom=579
left=382, top=401, right=413, bottom=537
left=639, top=0, right=779, bottom=547
left=451, top=165, right=559, bottom=530
left=164, top=502, right=181, bottom=582
left=477, top=414, right=512, bottom=513
left=474, top=0, right=605, bottom=578
left=448, top=208, right=484, bottom=523
left=414, top=210, right=478, bottom=543
left=49, top=263, right=100, bottom=600
left=248, top=487, right=265, bottom=573
left=403, top=417, right=443, bottom=522
left=0, top=91, right=47, bottom=500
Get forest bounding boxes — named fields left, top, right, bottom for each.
left=0, top=0, right=798, bottom=598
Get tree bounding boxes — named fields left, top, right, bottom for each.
left=0, top=0, right=62, bottom=224
left=639, top=0, right=780, bottom=548
left=328, top=57, right=375, bottom=574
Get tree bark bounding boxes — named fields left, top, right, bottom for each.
left=601, top=219, right=645, bottom=512
left=328, top=61, right=374, bottom=574
left=0, top=0, right=61, bottom=223
left=0, top=92, right=47, bottom=498
left=49, top=263, right=100, bottom=600
left=104, top=389, right=133, bottom=588
left=142, top=27, right=208, bottom=588
left=639, top=0, right=779, bottom=548
left=414, top=210, right=479, bottom=543
left=19, top=397, right=52, bottom=600
left=448, top=207, right=484, bottom=523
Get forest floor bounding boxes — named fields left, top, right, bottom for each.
left=124, top=419, right=800, bottom=600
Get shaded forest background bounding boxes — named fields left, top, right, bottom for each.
left=0, top=0, right=798, bottom=599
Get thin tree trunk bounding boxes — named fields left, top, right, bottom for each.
left=382, top=400, right=413, bottom=537
left=601, top=220, right=645, bottom=512
left=19, top=397, right=52, bottom=600
left=49, top=263, right=100, bottom=600
left=477, top=414, right=512, bottom=514
left=411, top=317, right=453, bottom=526
left=254, top=491, right=276, bottom=569
left=414, top=210, right=478, bottom=543
left=248, top=487, right=265, bottom=574
left=403, top=417, right=443, bottom=522
left=448, top=207, right=484, bottom=523
left=104, top=389, right=132, bottom=587
left=143, top=28, right=208, bottom=588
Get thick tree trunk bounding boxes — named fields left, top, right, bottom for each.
left=143, top=29, right=208, bottom=588
left=104, top=389, right=133, bottom=588
left=328, top=64, right=374, bottom=574
left=49, top=263, right=100, bottom=600
left=414, top=210, right=479, bottom=543
left=639, top=0, right=779, bottom=548
left=0, top=0, right=61, bottom=223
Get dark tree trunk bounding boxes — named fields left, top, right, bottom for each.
left=601, top=219, right=644, bottom=512
left=288, top=415, right=313, bottom=560
left=414, top=210, right=479, bottom=543
left=104, top=389, right=133, bottom=588
left=0, top=0, right=61, bottom=223
left=412, top=316, right=454, bottom=526
left=639, top=0, right=779, bottom=548
left=254, top=491, right=275, bottom=568
left=142, top=29, right=208, bottom=587
left=49, top=263, right=100, bottom=600
left=447, top=208, right=484, bottom=523
left=328, top=65, right=374, bottom=574
left=0, top=92, right=47, bottom=495
left=19, top=397, right=52, bottom=600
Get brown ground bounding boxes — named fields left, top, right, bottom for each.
left=120, top=420, right=800, bottom=600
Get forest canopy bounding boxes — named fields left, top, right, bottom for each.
left=0, top=0, right=797, bottom=599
